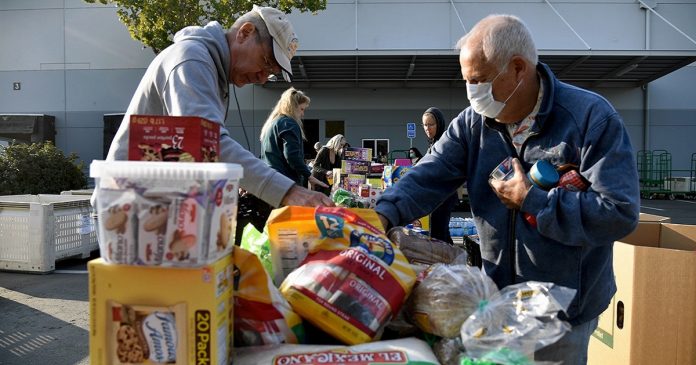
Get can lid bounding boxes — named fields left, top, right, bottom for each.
left=90, top=160, right=243, bottom=180
left=529, top=160, right=559, bottom=188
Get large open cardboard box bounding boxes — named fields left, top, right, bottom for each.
left=588, top=218, right=696, bottom=365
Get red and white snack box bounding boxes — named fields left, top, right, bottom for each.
left=128, top=115, right=220, bottom=162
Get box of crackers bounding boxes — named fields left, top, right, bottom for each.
left=88, top=254, right=233, bottom=365
left=128, top=115, right=220, bottom=162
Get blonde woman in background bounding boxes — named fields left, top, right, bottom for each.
left=260, top=87, right=328, bottom=189
left=311, top=134, right=347, bottom=195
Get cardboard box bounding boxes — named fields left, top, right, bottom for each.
left=638, top=212, right=671, bottom=223
left=588, top=222, right=696, bottom=365
left=89, top=255, right=233, bottom=365
left=343, top=147, right=372, bottom=162
left=340, top=159, right=370, bottom=174
left=128, top=115, right=220, bottom=162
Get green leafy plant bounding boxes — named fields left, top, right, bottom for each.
left=84, top=0, right=327, bottom=53
left=0, top=142, right=88, bottom=195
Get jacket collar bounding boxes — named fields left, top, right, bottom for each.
left=484, top=62, right=556, bottom=134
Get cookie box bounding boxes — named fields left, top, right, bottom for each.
left=90, top=161, right=242, bottom=266
left=89, top=254, right=234, bottom=365
left=128, top=115, right=220, bottom=162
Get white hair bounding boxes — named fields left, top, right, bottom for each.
left=456, top=14, right=538, bottom=71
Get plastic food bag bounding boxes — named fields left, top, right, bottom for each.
left=387, top=226, right=466, bottom=266
left=234, top=247, right=304, bottom=346
left=239, top=223, right=273, bottom=277
left=274, top=207, right=416, bottom=345
left=460, top=281, right=575, bottom=362
left=233, top=337, right=439, bottom=365
left=407, top=263, right=498, bottom=338
left=331, top=188, right=370, bottom=208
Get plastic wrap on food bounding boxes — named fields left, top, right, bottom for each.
left=233, top=337, right=439, bottom=365
left=407, top=263, right=498, bottom=338
left=275, top=206, right=416, bottom=345
left=460, top=281, right=576, bottom=361
left=98, top=189, right=138, bottom=264
left=433, top=337, right=465, bottom=365
left=387, top=226, right=466, bottom=265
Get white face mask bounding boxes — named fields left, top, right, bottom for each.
left=466, top=68, right=522, bottom=119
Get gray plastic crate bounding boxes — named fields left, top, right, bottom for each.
left=0, top=194, right=98, bottom=273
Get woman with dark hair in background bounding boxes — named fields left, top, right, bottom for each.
left=422, top=107, right=458, bottom=244
left=311, top=134, right=346, bottom=195
left=408, top=147, right=423, bottom=165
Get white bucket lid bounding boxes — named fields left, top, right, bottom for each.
left=90, top=160, right=243, bottom=180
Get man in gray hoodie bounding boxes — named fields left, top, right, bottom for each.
left=104, top=5, right=332, bottom=208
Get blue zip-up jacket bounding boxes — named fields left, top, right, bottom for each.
left=376, top=63, right=640, bottom=325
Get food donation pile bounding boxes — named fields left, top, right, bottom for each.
left=88, top=115, right=575, bottom=365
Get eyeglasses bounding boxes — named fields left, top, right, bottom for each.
left=263, top=55, right=282, bottom=82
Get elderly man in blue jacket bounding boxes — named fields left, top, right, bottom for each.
left=376, top=14, right=639, bottom=364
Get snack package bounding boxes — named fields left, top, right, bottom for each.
left=331, top=188, right=370, bottom=208
left=274, top=207, right=416, bottom=345
left=136, top=197, right=169, bottom=265
left=239, top=223, right=273, bottom=277
left=234, top=247, right=304, bottom=346
left=128, top=115, right=220, bottom=162
left=407, top=263, right=498, bottom=338
left=387, top=226, right=466, bottom=267
left=98, top=189, right=138, bottom=264
left=460, top=281, right=576, bottom=362
left=233, top=337, right=439, bottom=365
left=265, top=206, right=384, bottom=285
left=206, top=179, right=238, bottom=261
left=91, top=161, right=242, bottom=267
left=108, top=301, right=187, bottom=364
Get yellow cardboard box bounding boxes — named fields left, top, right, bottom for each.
left=588, top=220, right=696, bottom=365
left=89, top=254, right=233, bottom=365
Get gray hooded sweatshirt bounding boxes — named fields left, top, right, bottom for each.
left=105, top=21, right=294, bottom=207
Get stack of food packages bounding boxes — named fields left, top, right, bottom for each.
left=234, top=208, right=577, bottom=365
left=89, top=115, right=242, bottom=365
left=329, top=147, right=385, bottom=209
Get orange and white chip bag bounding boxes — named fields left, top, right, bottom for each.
left=271, top=207, right=416, bottom=345
left=234, top=247, right=304, bottom=346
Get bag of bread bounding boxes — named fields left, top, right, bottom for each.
left=407, top=263, right=498, bottom=338
left=387, top=226, right=466, bottom=266
left=234, top=247, right=304, bottom=346
left=271, top=207, right=416, bottom=345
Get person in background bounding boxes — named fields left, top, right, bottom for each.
left=103, top=5, right=332, bottom=210
left=260, top=87, right=328, bottom=190
left=408, top=147, right=423, bottom=165
left=313, top=141, right=322, bottom=153
left=311, top=134, right=347, bottom=196
left=375, top=15, right=639, bottom=364
left=421, top=107, right=458, bottom=244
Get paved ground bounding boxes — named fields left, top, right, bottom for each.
left=0, top=199, right=694, bottom=365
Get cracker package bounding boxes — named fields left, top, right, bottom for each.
left=271, top=207, right=416, bottom=345
left=234, top=247, right=304, bottom=346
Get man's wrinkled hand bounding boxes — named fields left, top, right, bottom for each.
left=489, top=158, right=531, bottom=209
left=280, top=185, right=335, bottom=207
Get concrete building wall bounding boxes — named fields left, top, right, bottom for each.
left=1, top=0, right=695, bottom=171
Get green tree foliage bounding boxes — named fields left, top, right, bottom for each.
left=0, top=142, right=88, bottom=195
left=83, top=0, right=327, bottom=53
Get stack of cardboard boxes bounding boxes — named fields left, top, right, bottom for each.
left=89, top=115, right=240, bottom=365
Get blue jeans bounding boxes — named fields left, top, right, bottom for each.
left=533, top=317, right=599, bottom=365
